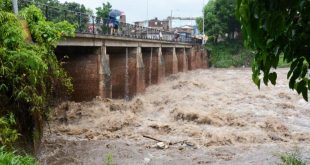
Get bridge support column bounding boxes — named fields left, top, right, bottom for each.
left=185, top=48, right=191, bottom=70
left=176, top=48, right=188, bottom=72
left=142, top=47, right=152, bottom=87
left=142, top=47, right=164, bottom=86
left=172, top=47, right=178, bottom=74
left=188, top=48, right=194, bottom=70
left=98, top=46, right=112, bottom=98
left=136, top=47, right=145, bottom=94
left=162, top=47, right=174, bottom=76
left=158, top=47, right=165, bottom=83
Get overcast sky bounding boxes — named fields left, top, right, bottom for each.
left=59, top=0, right=207, bottom=23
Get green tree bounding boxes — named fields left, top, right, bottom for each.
left=197, top=0, right=240, bottom=43
left=18, top=0, right=93, bottom=32
left=236, top=0, right=310, bottom=101
left=95, top=2, right=112, bottom=34
left=95, top=2, right=112, bottom=23
left=63, top=2, right=92, bottom=32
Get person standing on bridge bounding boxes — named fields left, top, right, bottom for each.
left=159, top=31, right=163, bottom=40
left=108, top=10, right=121, bottom=35
left=174, top=29, right=180, bottom=42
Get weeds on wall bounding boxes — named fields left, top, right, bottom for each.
left=103, top=153, right=117, bottom=165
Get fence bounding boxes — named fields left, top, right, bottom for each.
left=18, top=0, right=202, bottom=44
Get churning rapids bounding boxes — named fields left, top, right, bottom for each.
left=37, top=68, right=310, bottom=165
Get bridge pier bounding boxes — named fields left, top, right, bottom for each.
left=172, top=47, right=178, bottom=74
left=99, top=46, right=112, bottom=98
left=176, top=48, right=188, bottom=72
left=162, top=47, right=178, bottom=76
left=136, top=47, right=146, bottom=95
left=158, top=47, right=165, bottom=83
left=143, top=47, right=163, bottom=86
left=142, top=47, right=152, bottom=87
left=188, top=48, right=194, bottom=70
left=108, top=47, right=127, bottom=99
left=188, top=47, right=202, bottom=70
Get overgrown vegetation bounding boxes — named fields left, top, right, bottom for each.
left=0, top=0, right=74, bottom=156
left=197, top=0, right=252, bottom=68
left=196, top=0, right=240, bottom=44
left=237, top=0, right=310, bottom=101
left=207, top=40, right=255, bottom=68
left=0, top=147, right=39, bottom=165
left=19, top=0, right=93, bottom=32
left=0, top=114, right=19, bottom=149
left=277, top=152, right=307, bottom=165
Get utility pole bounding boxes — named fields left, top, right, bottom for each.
left=202, top=0, right=205, bottom=45
left=170, top=10, right=173, bottom=30
left=12, top=0, right=18, bottom=15
left=146, top=0, right=149, bottom=37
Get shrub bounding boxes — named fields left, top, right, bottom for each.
left=0, top=114, right=19, bottom=149
left=278, top=153, right=306, bottom=165
left=207, top=40, right=255, bottom=68
left=0, top=147, right=39, bottom=165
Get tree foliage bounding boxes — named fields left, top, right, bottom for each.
left=236, top=0, right=310, bottom=101
left=95, top=2, right=112, bottom=33
left=197, top=0, right=240, bottom=43
left=19, top=0, right=92, bottom=32
left=95, top=2, right=112, bottom=23
left=0, top=3, right=75, bottom=145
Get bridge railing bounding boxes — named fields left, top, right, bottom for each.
left=18, top=0, right=202, bottom=45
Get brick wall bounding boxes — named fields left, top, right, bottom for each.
left=55, top=46, right=100, bottom=101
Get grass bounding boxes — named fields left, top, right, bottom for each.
left=0, top=147, right=39, bottom=165
left=206, top=40, right=255, bottom=68
left=277, top=152, right=307, bottom=165
left=103, top=153, right=117, bottom=165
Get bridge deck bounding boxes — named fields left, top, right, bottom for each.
left=59, top=34, right=194, bottom=48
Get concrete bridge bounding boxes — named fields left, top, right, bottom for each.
left=56, top=34, right=208, bottom=101
left=19, top=0, right=209, bottom=101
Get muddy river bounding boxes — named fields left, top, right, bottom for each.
left=37, top=68, right=310, bottom=165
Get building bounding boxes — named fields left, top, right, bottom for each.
left=134, top=17, right=169, bottom=30
left=148, top=17, right=169, bottom=31
left=120, top=11, right=126, bottom=23
left=134, top=20, right=148, bottom=27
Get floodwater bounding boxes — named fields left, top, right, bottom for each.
left=37, top=68, right=310, bottom=165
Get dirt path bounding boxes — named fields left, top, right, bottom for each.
left=37, top=68, right=310, bottom=165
